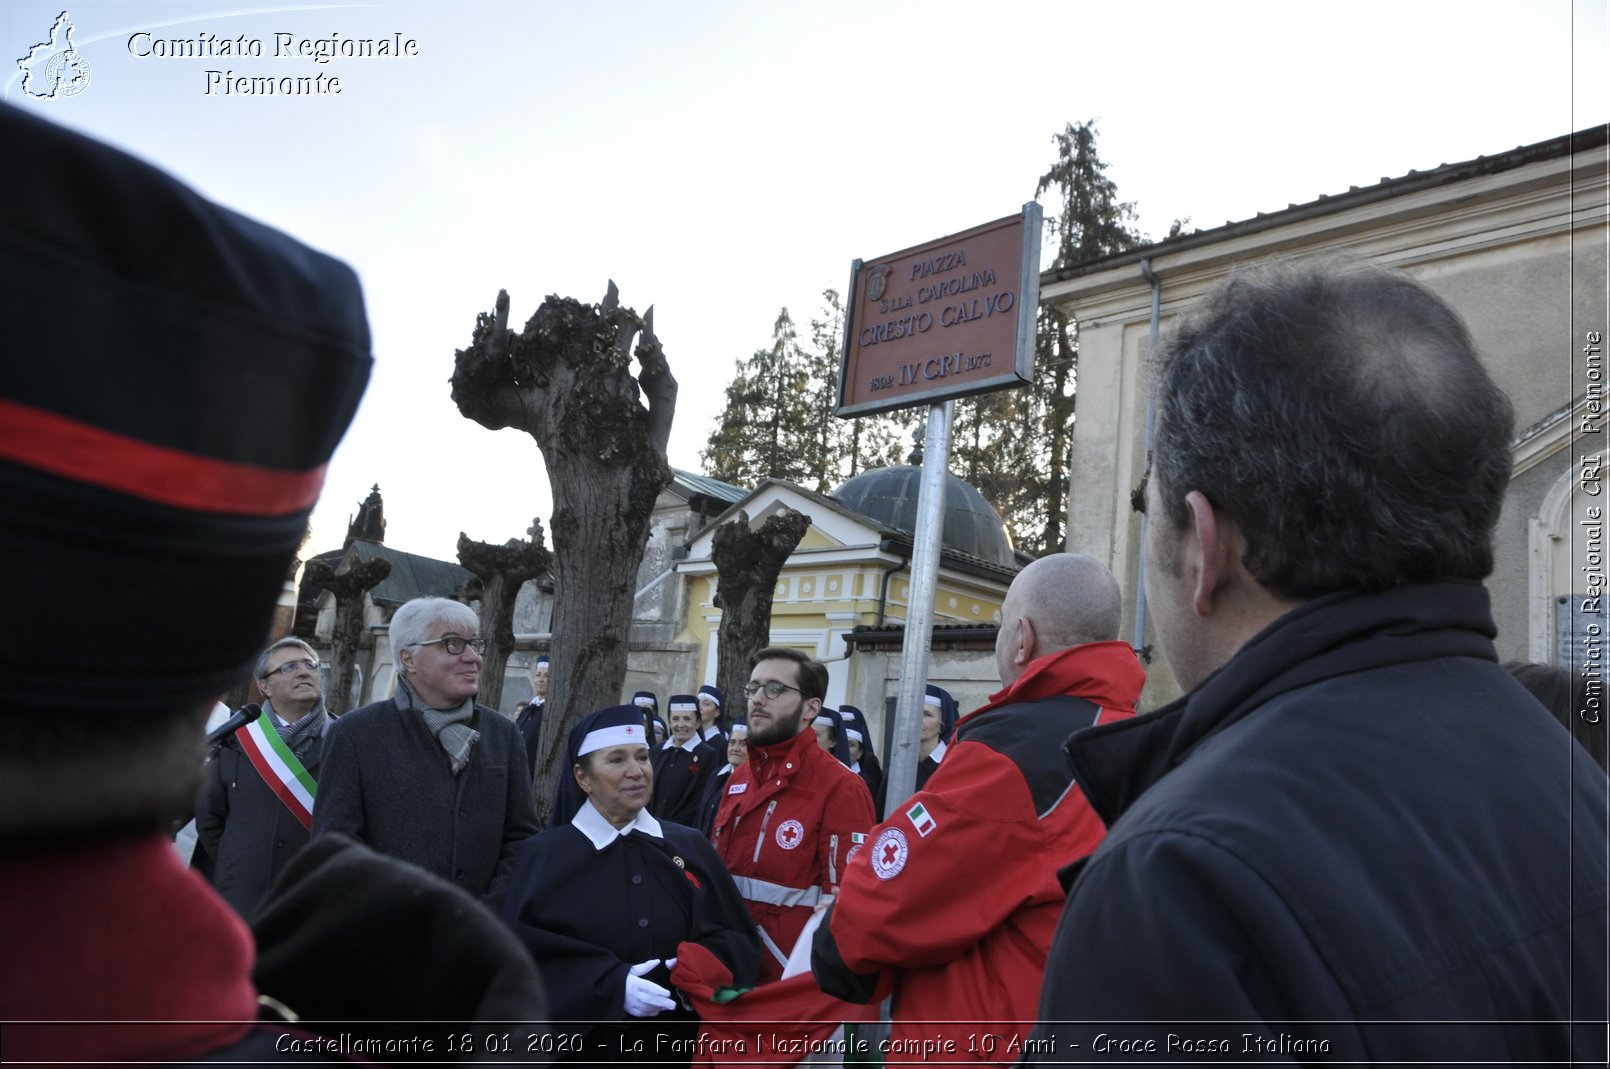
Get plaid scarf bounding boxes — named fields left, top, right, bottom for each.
left=395, top=676, right=479, bottom=775
left=264, top=697, right=327, bottom=760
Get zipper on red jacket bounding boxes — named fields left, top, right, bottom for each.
left=753, top=799, right=777, bottom=864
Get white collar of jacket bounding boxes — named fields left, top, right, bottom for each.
left=661, top=735, right=701, bottom=753
left=572, top=799, right=663, bottom=850
left=929, top=739, right=948, bottom=764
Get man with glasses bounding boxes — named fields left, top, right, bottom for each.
left=312, top=596, right=538, bottom=902
left=709, top=647, right=875, bottom=982
left=195, top=638, right=330, bottom=917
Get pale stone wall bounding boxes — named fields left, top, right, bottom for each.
left=1048, top=139, right=1608, bottom=706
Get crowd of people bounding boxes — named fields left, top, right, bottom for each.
left=4, top=104, right=1607, bottom=1067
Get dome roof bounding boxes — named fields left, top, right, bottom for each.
left=832, top=465, right=1015, bottom=568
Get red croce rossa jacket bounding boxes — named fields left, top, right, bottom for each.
left=711, top=721, right=876, bottom=982
left=812, top=641, right=1145, bottom=1064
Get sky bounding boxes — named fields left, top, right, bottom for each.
left=7, top=0, right=1607, bottom=562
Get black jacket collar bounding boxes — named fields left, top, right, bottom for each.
left=1066, top=581, right=1498, bottom=829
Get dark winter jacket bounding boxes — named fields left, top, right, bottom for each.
left=311, top=696, right=538, bottom=903
left=1026, top=582, right=1609, bottom=1065
left=651, top=735, right=720, bottom=827
left=195, top=710, right=326, bottom=918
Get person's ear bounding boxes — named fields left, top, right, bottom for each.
left=1014, top=617, right=1038, bottom=668
left=573, top=763, right=589, bottom=795
left=1185, top=491, right=1237, bottom=617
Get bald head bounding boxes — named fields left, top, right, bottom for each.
left=995, top=553, right=1122, bottom=686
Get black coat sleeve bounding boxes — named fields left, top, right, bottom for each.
left=659, top=824, right=760, bottom=992
left=486, top=719, right=539, bottom=909
left=309, top=715, right=365, bottom=843
left=810, top=901, right=883, bottom=1004
left=194, top=745, right=234, bottom=857
left=499, top=829, right=636, bottom=1024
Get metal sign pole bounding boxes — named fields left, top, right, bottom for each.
left=880, top=399, right=953, bottom=815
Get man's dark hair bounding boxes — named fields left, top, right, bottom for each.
left=752, top=646, right=828, bottom=703
left=255, top=637, right=320, bottom=682
left=1152, top=257, right=1514, bottom=599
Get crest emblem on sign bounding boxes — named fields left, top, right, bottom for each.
left=871, top=827, right=909, bottom=880
left=865, top=265, right=890, bottom=303
left=775, top=819, right=805, bottom=850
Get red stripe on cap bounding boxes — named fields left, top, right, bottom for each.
left=0, top=398, right=325, bottom=516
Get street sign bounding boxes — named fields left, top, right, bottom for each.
left=837, top=204, right=1041, bottom=418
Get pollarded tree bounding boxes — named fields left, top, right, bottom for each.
left=452, top=283, right=676, bottom=825
left=303, top=555, right=391, bottom=716
left=457, top=518, right=551, bottom=713
left=710, top=507, right=812, bottom=712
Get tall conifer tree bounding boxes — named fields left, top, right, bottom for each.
left=704, top=297, right=909, bottom=492
left=951, top=119, right=1144, bottom=556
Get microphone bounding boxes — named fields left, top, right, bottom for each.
left=206, top=703, right=261, bottom=745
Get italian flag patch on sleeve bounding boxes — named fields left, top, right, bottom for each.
left=906, top=801, right=938, bottom=838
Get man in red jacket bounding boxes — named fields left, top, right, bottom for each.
left=811, top=553, right=1144, bottom=1063
left=711, top=647, right=876, bottom=982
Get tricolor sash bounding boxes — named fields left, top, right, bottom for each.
left=235, top=710, right=317, bottom=829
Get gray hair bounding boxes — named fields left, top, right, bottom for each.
left=1151, top=257, right=1513, bottom=599
left=254, top=637, right=319, bottom=681
left=390, top=597, right=479, bottom=657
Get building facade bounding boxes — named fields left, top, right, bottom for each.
left=1042, top=127, right=1608, bottom=705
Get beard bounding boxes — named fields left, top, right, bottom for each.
left=747, top=702, right=805, bottom=747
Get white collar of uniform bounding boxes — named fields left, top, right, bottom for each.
left=717, top=763, right=735, bottom=776
left=849, top=760, right=861, bottom=774
left=700, top=725, right=722, bottom=741
left=573, top=799, right=663, bottom=850
left=662, top=735, right=700, bottom=753
left=929, top=739, right=948, bottom=764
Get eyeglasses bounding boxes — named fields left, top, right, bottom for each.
left=416, top=635, right=486, bottom=656
left=263, top=658, right=318, bottom=680
left=743, top=680, right=803, bottom=700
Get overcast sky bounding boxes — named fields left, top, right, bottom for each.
left=7, top=0, right=1606, bottom=560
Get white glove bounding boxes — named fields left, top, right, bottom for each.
left=624, top=958, right=676, bottom=1018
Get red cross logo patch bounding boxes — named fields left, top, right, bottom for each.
left=775, top=819, right=805, bottom=850
left=871, top=827, right=909, bottom=880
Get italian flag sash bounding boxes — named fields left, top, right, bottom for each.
left=236, top=710, right=317, bottom=830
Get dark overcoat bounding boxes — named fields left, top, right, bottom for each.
left=651, top=738, right=719, bottom=827
left=195, top=721, right=323, bottom=918
left=500, top=814, right=758, bottom=1062
left=311, top=696, right=538, bottom=903
left=1026, top=583, right=1610, bottom=1064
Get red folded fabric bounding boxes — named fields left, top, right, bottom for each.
left=671, top=942, right=888, bottom=1068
